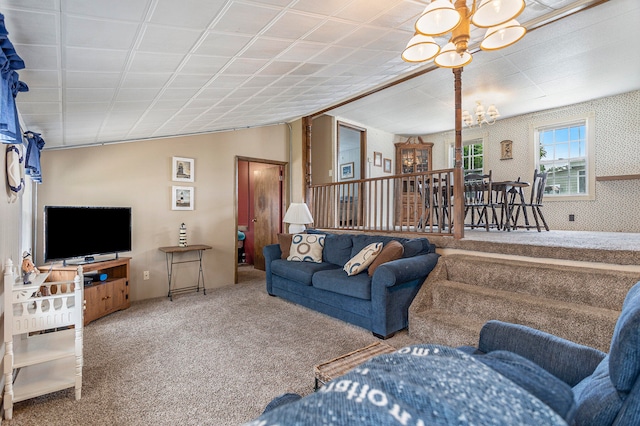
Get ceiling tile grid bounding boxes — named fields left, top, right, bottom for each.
left=0, top=0, right=638, bottom=147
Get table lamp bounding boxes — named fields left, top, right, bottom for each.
left=283, top=202, right=314, bottom=234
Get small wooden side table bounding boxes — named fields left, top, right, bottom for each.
left=158, top=244, right=211, bottom=301
left=314, top=342, right=396, bottom=390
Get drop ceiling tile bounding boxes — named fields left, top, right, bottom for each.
left=289, top=63, right=326, bottom=76
left=291, top=0, right=351, bottom=16
left=241, top=75, right=280, bottom=88
left=370, top=1, right=425, bottom=30
left=128, top=52, right=186, bottom=73
left=116, top=88, right=162, bottom=102
left=195, top=32, right=252, bottom=56
left=336, top=26, right=386, bottom=48
left=18, top=70, right=59, bottom=87
left=65, top=47, right=129, bottom=72
left=149, top=0, right=226, bottom=28
left=18, top=87, right=59, bottom=102
left=120, top=72, right=172, bottom=88
left=15, top=101, right=60, bottom=115
left=65, top=16, right=139, bottom=50
left=335, top=0, right=399, bottom=22
left=158, top=87, right=201, bottom=101
left=263, top=11, right=324, bottom=40
left=113, top=100, right=154, bottom=111
left=304, top=20, right=358, bottom=44
left=138, top=24, right=203, bottom=54
left=66, top=88, right=116, bottom=102
left=13, top=44, right=59, bottom=70
left=240, top=37, right=291, bottom=59
left=65, top=102, right=110, bottom=113
left=64, top=0, right=150, bottom=21
left=223, top=58, right=269, bottom=75
left=309, top=46, right=354, bottom=64
left=169, top=74, right=214, bottom=88
left=211, top=3, right=280, bottom=34
left=259, top=61, right=300, bottom=75
left=65, top=71, right=120, bottom=88
left=367, top=28, right=410, bottom=51
left=1, top=9, right=58, bottom=45
left=277, top=41, right=323, bottom=62
left=178, top=54, right=227, bottom=74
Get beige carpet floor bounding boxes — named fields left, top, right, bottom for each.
left=6, top=266, right=418, bottom=425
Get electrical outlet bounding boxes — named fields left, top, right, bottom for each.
left=143, top=271, right=150, bottom=280
left=569, top=214, right=575, bottom=222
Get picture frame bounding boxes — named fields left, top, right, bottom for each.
left=500, top=140, right=513, bottom=160
left=172, top=186, right=194, bottom=210
left=373, top=151, right=382, bottom=167
left=172, top=157, right=194, bottom=182
left=340, top=162, right=354, bottom=180
left=383, top=158, right=392, bottom=173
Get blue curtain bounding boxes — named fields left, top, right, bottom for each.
left=0, top=13, right=28, bottom=144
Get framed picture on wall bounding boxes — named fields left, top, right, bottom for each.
left=373, top=151, right=382, bottom=166
left=172, top=157, right=194, bottom=182
left=340, top=162, right=354, bottom=179
left=172, top=186, right=194, bottom=210
left=383, top=158, right=392, bottom=173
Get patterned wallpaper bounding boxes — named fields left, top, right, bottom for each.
left=423, top=90, right=640, bottom=233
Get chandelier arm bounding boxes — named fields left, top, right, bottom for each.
left=467, top=0, right=478, bottom=18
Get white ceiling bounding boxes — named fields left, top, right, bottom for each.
left=1, top=0, right=638, bottom=149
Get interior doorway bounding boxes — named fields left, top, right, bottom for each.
left=236, top=158, right=285, bottom=282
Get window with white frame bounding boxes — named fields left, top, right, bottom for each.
left=450, top=138, right=483, bottom=175
left=536, top=119, right=590, bottom=196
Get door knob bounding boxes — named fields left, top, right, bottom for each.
left=251, top=218, right=257, bottom=222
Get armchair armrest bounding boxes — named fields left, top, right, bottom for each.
left=478, top=320, right=606, bottom=387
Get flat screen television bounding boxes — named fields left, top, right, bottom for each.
left=44, top=206, right=132, bottom=264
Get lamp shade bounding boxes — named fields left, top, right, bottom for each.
left=480, top=19, right=526, bottom=50
left=283, top=203, right=314, bottom=233
left=434, top=42, right=472, bottom=68
left=401, top=34, right=440, bottom=63
left=472, top=0, right=525, bottom=28
left=415, top=0, right=461, bottom=36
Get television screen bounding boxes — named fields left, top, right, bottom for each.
left=44, top=206, right=132, bottom=263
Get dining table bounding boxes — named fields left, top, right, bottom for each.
left=492, top=180, right=530, bottom=231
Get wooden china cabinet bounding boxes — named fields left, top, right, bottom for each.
left=395, top=138, right=433, bottom=226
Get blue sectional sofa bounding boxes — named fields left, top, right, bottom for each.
left=263, top=231, right=440, bottom=339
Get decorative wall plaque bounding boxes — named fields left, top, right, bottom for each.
left=500, top=140, right=513, bottom=160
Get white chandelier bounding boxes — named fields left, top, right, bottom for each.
left=402, top=0, right=527, bottom=68
left=462, top=100, right=500, bottom=127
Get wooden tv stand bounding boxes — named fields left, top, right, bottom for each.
left=44, top=257, right=130, bottom=326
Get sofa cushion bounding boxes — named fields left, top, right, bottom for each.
left=278, top=233, right=294, bottom=259
left=572, top=356, right=622, bottom=426
left=312, top=268, right=372, bottom=300
left=368, top=240, right=404, bottom=277
left=322, top=233, right=353, bottom=266
left=287, top=234, right=325, bottom=263
left=475, top=350, right=576, bottom=423
left=271, top=259, right=339, bottom=286
left=343, top=242, right=383, bottom=276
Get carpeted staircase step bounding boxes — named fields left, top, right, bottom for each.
left=427, top=279, right=619, bottom=351
left=441, top=254, right=639, bottom=311
left=408, top=309, right=485, bottom=348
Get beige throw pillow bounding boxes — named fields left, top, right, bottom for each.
left=343, top=242, right=383, bottom=276
left=368, top=240, right=404, bottom=277
left=287, top=234, right=325, bottom=263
